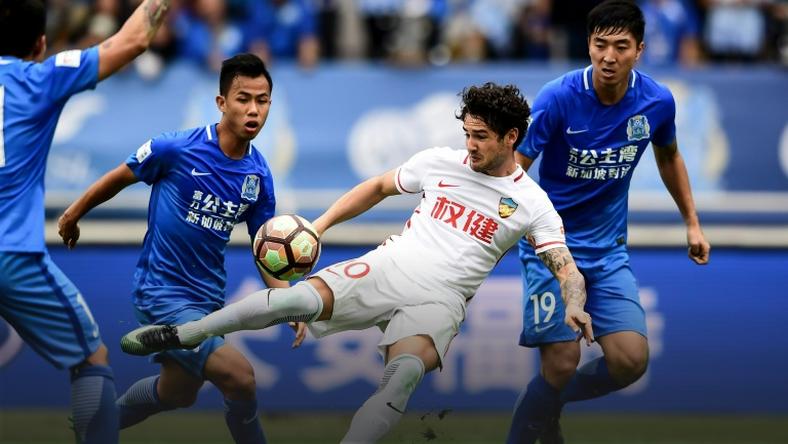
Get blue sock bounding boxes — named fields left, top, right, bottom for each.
left=560, top=357, right=624, bottom=403
left=506, top=375, right=560, bottom=444
left=117, top=375, right=174, bottom=429
left=70, top=365, right=119, bottom=444
left=224, top=398, right=267, bottom=444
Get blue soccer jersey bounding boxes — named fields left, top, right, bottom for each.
left=517, top=66, right=676, bottom=255
left=0, top=48, right=100, bottom=252
left=126, top=124, right=276, bottom=316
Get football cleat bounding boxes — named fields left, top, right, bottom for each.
left=120, top=325, right=187, bottom=356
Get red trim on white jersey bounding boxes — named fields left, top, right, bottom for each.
left=463, top=154, right=469, bottom=165
left=534, top=240, right=566, bottom=249
left=396, top=168, right=417, bottom=194
left=513, top=170, right=525, bottom=182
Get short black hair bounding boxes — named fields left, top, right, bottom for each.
left=219, top=54, right=273, bottom=96
left=457, top=83, right=531, bottom=148
left=0, top=0, right=46, bottom=58
left=587, top=0, right=645, bottom=45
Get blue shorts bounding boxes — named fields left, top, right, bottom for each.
left=133, top=304, right=224, bottom=379
left=0, top=251, right=102, bottom=369
left=518, top=250, right=647, bottom=347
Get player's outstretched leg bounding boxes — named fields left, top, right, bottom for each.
left=116, top=375, right=175, bottom=428
left=341, top=353, right=425, bottom=443
left=70, top=347, right=119, bottom=444
left=120, top=281, right=325, bottom=355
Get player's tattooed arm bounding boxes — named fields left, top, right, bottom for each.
left=97, top=0, right=171, bottom=80
left=537, top=247, right=585, bottom=308
left=143, top=0, right=171, bottom=40
left=537, top=247, right=594, bottom=343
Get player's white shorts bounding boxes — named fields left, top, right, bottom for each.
left=307, top=244, right=466, bottom=367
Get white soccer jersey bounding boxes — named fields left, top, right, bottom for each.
left=389, top=147, right=566, bottom=301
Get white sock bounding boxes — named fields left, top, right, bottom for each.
left=340, top=354, right=425, bottom=444
left=177, top=281, right=323, bottom=345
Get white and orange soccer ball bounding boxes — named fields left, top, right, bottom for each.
left=253, top=214, right=321, bottom=281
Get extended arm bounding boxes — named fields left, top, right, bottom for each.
left=537, top=247, right=594, bottom=344
left=653, top=140, right=710, bottom=265
left=97, top=0, right=172, bottom=80
left=58, top=163, right=139, bottom=248
left=312, top=169, right=400, bottom=236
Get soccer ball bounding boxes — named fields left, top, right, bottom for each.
left=254, top=214, right=321, bottom=281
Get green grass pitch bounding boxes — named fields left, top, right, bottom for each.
left=0, top=410, right=786, bottom=443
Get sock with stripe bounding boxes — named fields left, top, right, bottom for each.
left=70, top=365, right=119, bottom=444
left=177, top=281, right=323, bottom=345
left=116, top=375, right=175, bottom=429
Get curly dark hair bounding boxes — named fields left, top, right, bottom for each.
left=456, top=83, right=531, bottom=149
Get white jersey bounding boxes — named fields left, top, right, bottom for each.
left=388, top=147, right=565, bottom=301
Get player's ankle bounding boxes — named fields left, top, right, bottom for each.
left=176, top=322, right=207, bottom=345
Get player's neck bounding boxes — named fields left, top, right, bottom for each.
left=592, top=77, right=629, bottom=106
left=486, top=160, right=518, bottom=177
left=215, top=122, right=249, bottom=160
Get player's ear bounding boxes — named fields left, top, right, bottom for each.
left=216, top=95, right=226, bottom=113
left=635, top=41, right=645, bottom=61
left=507, top=128, right=519, bottom=147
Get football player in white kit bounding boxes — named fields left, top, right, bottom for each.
left=121, top=82, right=594, bottom=443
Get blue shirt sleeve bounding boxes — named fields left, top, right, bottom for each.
left=246, top=172, right=277, bottom=240
left=651, top=88, right=677, bottom=147
left=31, top=47, right=99, bottom=103
left=125, top=135, right=180, bottom=185
left=517, top=83, right=561, bottom=159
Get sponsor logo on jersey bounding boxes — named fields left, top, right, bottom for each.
left=135, top=140, right=152, bottom=163
left=498, top=197, right=518, bottom=218
left=241, top=175, right=260, bottom=202
left=437, top=180, right=459, bottom=188
left=55, top=50, right=82, bottom=68
left=627, top=115, right=650, bottom=141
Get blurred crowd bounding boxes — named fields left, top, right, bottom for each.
left=45, top=0, right=788, bottom=72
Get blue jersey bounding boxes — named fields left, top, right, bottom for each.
left=517, top=66, right=676, bottom=256
left=0, top=48, right=99, bottom=252
left=126, top=124, right=276, bottom=315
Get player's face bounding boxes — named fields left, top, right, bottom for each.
left=588, top=29, right=643, bottom=89
left=463, top=115, right=516, bottom=176
left=217, top=75, right=271, bottom=140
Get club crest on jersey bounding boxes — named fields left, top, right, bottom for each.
left=626, top=115, right=650, bottom=141
left=498, top=197, right=518, bottom=218
left=241, top=175, right=260, bottom=202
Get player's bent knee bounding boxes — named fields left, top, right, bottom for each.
left=607, top=349, right=649, bottom=386
left=212, top=366, right=257, bottom=399
left=71, top=345, right=110, bottom=374
left=540, top=343, right=581, bottom=385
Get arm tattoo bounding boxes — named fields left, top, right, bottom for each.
left=560, top=268, right=586, bottom=308
left=538, top=247, right=586, bottom=307
left=143, top=0, right=170, bottom=39
left=537, top=247, right=571, bottom=275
